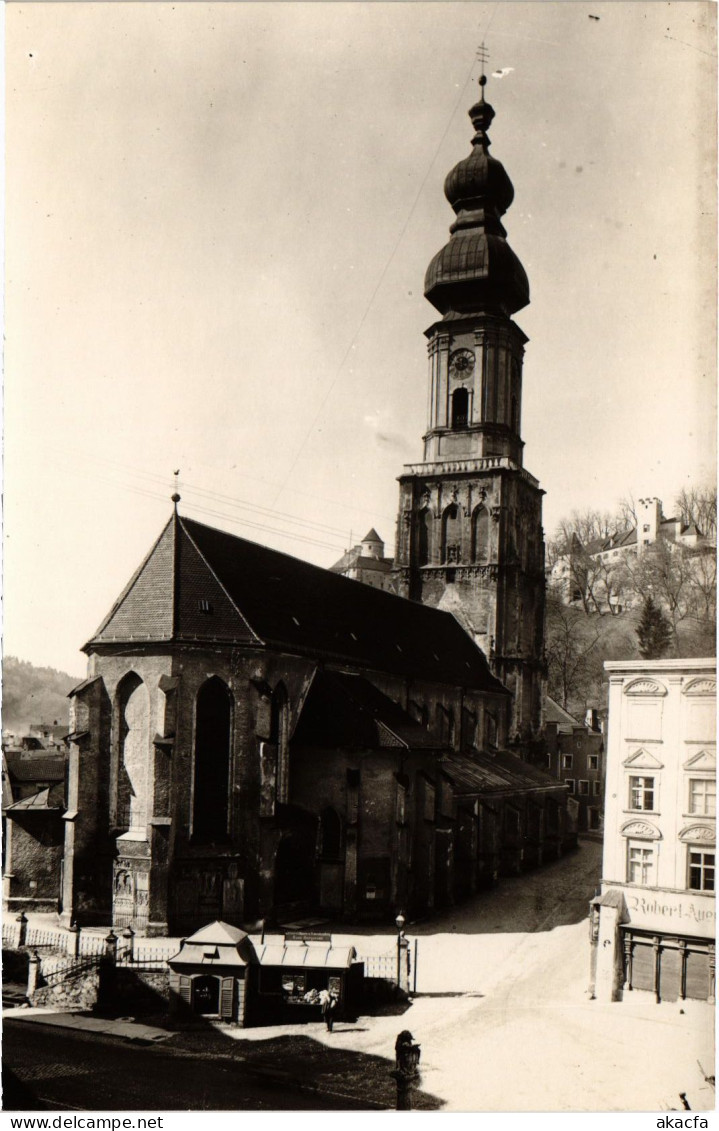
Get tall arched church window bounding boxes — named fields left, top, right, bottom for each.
left=193, top=677, right=232, bottom=842
left=271, top=683, right=290, bottom=805
left=115, top=672, right=149, bottom=833
left=417, top=507, right=433, bottom=566
left=319, top=807, right=343, bottom=861
left=471, top=505, right=489, bottom=563
left=442, top=504, right=462, bottom=564
left=451, top=387, right=469, bottom=429
left=511, top=394, right=519, bottom=434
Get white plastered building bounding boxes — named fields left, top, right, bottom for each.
left=592, top=658, right=715, bottom=1004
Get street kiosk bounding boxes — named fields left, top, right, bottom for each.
left=168, top=921, right=364, bottom=1027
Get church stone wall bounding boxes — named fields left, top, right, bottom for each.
left=63, top=635, right=523, bottom=933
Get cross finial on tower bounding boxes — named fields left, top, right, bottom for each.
left=476, top=41, right=490, bottom=91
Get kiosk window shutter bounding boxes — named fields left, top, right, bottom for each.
left=179, top=976, right=192, bottom=1006
left=628, top=938, right=654, bottom=992
left=685, top=950, right=711, bottom=999
left=220, top=977, right=235, bottom=1020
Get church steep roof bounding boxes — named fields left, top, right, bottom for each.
left=86, top=512, right=507, bottom=693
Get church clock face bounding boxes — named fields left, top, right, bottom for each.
left=449, top=348, right=475, bottom=378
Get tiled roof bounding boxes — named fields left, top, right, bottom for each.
left=169, top=920, right=254, bottom=968
left=362, top=529, right=383, bottom=543
left=329, top=550, right=393, bottom=574
left=87, top=513, right=507, bottom=692
left=293, top=671, right=443, bottom=750
left=585, top=527, right=636, bottom=555
left=184, top=920, right=248, bottom=945
left=441, top=750, right=563, bottom=798
left=329, top=548, right=356, bottom=572
left=3, top=751, right=66, bottom=783
left=544, top=696, right=581, bottom=733
left=4, top=787, right=62, bottom=812
left=362, top=557, right=394, bottom=572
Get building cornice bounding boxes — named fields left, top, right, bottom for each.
left=399, top=456, right=540, bottom=489
left=604, top=659, right=715, bottom=674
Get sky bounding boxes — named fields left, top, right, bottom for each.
left=4, top=1, right=716, bottom=677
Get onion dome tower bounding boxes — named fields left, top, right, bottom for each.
left=393, top=69, right=546, bottom=750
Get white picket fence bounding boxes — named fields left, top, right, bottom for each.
left=2, top=916, right=180, bottom=967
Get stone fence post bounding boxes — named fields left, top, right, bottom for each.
left=398, top=933, right=411, bottom=995
left=15, top=911, right=28, bottom=949
left=27, top=950, right=40, bottom=1000
left=68, top=923, right=80, bottom=958
left=104, top=929, right=118, bottom=963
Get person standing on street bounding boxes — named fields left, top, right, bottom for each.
left=319, top=987, right=338, bottom=1032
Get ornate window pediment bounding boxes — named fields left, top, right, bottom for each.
left=683, top=748, right=716, bottom=771
left=624, top=678, right=668, bottom=697
left=620, top=819, right=662, bottom=840
left=679, top=824, right=716, bottom=845
left=683, top=678, right=716, bottom=697
left=623, top=748, right=664, bottom=770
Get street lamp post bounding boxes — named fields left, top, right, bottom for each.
left=395, top=911, right=406, bottom=995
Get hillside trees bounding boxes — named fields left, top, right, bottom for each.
left=675, top=484, right=717, bottom=540
left=636, top=597, right=673, bottom=659
left=544, top=591, right=603, bottom=710
left=2, top=656, right=80, bottom=732
left=544, top=591, right=638, bottom=715
left=618, top=540, right=716, bottom=655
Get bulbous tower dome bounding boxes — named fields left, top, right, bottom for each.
left=424, top=77, right=529, bottom=318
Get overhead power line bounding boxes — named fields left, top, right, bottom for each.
left=269, top=31, right=496, bottom=509
left=52, top=461, right=348, bottom=555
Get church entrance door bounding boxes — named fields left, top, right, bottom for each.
left=274, top=826, right=317, bottom=912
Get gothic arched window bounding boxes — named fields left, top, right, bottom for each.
left=417, top=507, right=433, bottom=567
left=471, top=505, right=489, bottom=563
left=442, top=504, right=462, bottom=564
left=115, top=672, right=149, bottom=832
left=271, top=683, right=290, bottom=804
left=451, top=387, right=469, bottom=429
left=319, top=807, right=343, bottom=861
left=193, top=677, right=232, bottom=842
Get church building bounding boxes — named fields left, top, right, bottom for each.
left=46, top=70, right=570, bottom=937
left=58, top=508, right=569, bottom=935
left=393, top=75, right=545, bottom=748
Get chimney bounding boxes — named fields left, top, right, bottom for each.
left=585, top=708, right=600, bottom=733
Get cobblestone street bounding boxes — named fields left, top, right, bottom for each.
left=3, top=839, right=714, bottom=1112
left=219, top=839, right=715, bottom=1112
